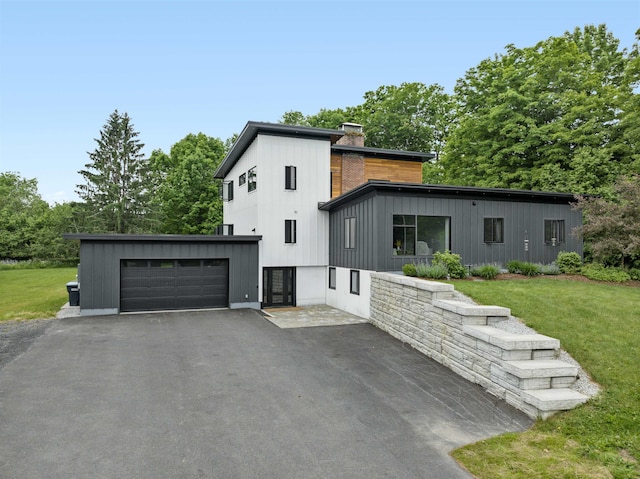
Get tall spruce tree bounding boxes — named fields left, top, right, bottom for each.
left=77, top=110, right=153, bottom=233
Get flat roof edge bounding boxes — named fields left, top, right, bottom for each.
left=63, top=234, right=262, bottom=243
left=319, top=181, right=578, bottom=211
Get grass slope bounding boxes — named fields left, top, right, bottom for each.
left=450, top=277, right=640, bottom=479
left=0, top=268, right=77, bottom=321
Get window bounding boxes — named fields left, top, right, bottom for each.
left=328, top=267, right=336, bottom=290
left=221, top=181, right=233, bottom=201
left=215, top=224, right=234, bottom=235
left=393, top=215, right=415, bottom=255
left=350, top=270, right=360, bottom=295
left=344, top=217, right=356, bottom=249
left=544, top=219, right=565, bottom=245
left=484, top=218, right=504, bottom=243
left=285, top=219, right=296, bottom=244
left=248, top=166, right=257, bottom=192
left=239, top=173, right=246, bottom=186
left=393, top=215, right=450, bottom=256
left=285, top=165, right=297, bottom=190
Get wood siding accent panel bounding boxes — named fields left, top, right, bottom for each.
left=330, top=153, right=342, bottom=198
left=364, top=158, right=422, bottom=184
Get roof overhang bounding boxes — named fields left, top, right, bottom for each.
left=214, top=121, right=344, bottom=179
left=318, top=180, right=577, bottom=211
left=63, top=234, right=262, bottom=243
left=331, top=144, right=434, bottom=162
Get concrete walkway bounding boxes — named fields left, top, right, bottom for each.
left=0, top=309, right=532, bottom=478
left=263, top=304, right=368, bottom=328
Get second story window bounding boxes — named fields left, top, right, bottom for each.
left=248, top=166, right=257, bottom=192
left=285, top=219, right=296, bottom=244
left=239, top=172, right=246, bottom=186
left=221, top=180, right=233, bottom=201
left=345, top=217, right=356, bottom=249
left=285, top=165, right=297, bottom=190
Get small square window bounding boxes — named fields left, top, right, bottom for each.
left=328, top=267, right=336, bottom=290
left=285, top=166, right=297, bottom=190
left=544, top=219, right=565, bottom=245
left=285, top=219, right=296, bottom=244
left=350, top=270, right=360, bottom=295
left=484, top=218, right=504, bottom=243
left=239, top=173, right=246, bottom=186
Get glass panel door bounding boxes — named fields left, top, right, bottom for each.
left=263, top=267, right=295, bottom=307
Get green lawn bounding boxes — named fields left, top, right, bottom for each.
left=449, top=277, right=640, bottom=479
left=0, top=268, right=77, bottom=321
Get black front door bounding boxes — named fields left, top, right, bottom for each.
left=263, top=267, right=295, bottom=307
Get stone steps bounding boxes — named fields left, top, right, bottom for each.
left=521, top=389, right=590, bottom=419
left=464, top=325, right=559, bottom=352
left=433, top=299, right=511, bottom=325
left=370, top=274, right=593, bottom=420
left=463, top=324, right=588, bottom=417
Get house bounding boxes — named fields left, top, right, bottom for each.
left=214, top=121, right=582, bottom=318
left=212, top=121, right=434, bottom=310
left=66, top=121, right=582, bottom=317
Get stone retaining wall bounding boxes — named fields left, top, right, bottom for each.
left=369, top=272, right=588, bottom=419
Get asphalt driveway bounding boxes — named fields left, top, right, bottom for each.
left=0, top=309, right=532, bottom=478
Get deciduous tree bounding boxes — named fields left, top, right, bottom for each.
left=573, top=175, right=640, bottom=267
left=442, top=25, right=639, bottom=194
left=149, top=133, right=226, bottom=234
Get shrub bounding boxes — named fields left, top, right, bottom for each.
left=540, top=263, right=561, bottom=275
left=432, top=250, right=466, bottom=279
left=402, top=263, right=417, bottom=277
left=0, top=259, right=77, bottom=271
left=506, top=260, right=541, bottom=276
left=555, top=251, right=582, bottom=274
left=519, top=262, right=542, bottom=277
left=629, top=268, right=640, bottom=281
left=506, top=260, right=525, bottom=274
left=581, top=263, right=631, bottom=282
left=415, top=262, right=449, bottom=280
left=470, top=264, right=501, bottom=280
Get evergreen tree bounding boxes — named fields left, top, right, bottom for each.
left=77, top=110, right=153, bottom=233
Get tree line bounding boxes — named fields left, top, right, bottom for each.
left=1, top=24, right=638, bottom=267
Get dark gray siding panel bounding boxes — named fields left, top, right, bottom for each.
left=329, top=191, right=582, bottom=271
left=78, top=240, right=259, bottom=313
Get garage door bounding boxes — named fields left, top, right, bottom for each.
left=120, top=259, right=228, bottom=312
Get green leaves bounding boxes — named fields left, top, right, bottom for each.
left=442, top=25, right=638, bottom=194
left=574, top=175, right=640, bottom=267
left=149, top=133, right=226, bottom=234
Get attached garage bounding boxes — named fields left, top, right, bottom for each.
left=63, top=234, right=261, bottom=316
left=120, top=259, right=229, bottom=312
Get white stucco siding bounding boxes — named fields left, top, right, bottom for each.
left=257, top=134, right=331, bottom=268
left=224, top=140, right=260, bottom=236
left=295, top=266, right=327, bottom=306
left=326, top=267, right=371, bottom=319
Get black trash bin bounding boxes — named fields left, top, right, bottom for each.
left=66, top=281, right=80, bottom=307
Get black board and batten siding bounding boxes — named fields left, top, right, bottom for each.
left=64, top=235, right=261, bottom=315
left=325, top=183, right=582, bottom=272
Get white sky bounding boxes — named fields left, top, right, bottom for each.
left=1, top=0, right=638, bottom=204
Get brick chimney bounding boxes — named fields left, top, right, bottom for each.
left=336, top=122, right=364, bottom=147
left=337, top=123, right=365, bottom=193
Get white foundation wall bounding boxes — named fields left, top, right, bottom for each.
left=295, top=266, right=327, bottom=306
left=326, top=267, right=371, bottom=319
